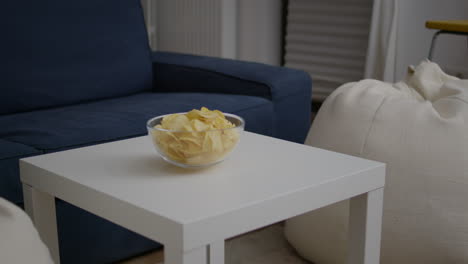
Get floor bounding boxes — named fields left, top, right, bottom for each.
left=118, top=224, right=311, bottom=264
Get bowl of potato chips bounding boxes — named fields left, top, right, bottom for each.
left=147, top=107, right=244, bottom=168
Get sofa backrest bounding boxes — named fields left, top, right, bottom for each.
left=2, top=0, right=152, bottom=115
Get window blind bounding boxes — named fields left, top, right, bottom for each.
left=284, top=0, right=373, bottom=101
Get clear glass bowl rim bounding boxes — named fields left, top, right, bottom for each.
left=146, top=112, right=245, bottom=133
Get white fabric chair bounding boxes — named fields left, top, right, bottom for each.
left=0, top=197, right=54, bottom=264
left=285, top=60, right=468, bottom=264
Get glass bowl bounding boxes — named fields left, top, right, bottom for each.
left=147, top=113, right=245, bottom=168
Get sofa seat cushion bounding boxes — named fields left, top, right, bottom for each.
left=0, top=140, right=41, bottom=203
left=0, top=140, right=40, bottom=160
left=0, top=92, right=273, bottom=152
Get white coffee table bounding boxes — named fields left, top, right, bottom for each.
left=20, top=132, right=385, bottom=264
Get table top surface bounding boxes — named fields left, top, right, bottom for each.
left=21, top=132, right=384, bottom=225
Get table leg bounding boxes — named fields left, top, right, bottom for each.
left=165, top=244, right=207, bottom=264
left=347, top=187, right=384, bottom=264
left=208, top=240, right=224, bottom=263
left=165, top=240, right=224, bottom=264
left=22, top=184, right=60, bottom=264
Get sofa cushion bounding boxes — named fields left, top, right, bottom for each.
left=0, top=92, right=273, bottom=152
left=2, top=0, right=152, bottom=115
left=0, top=140, right=41, bottom=203
left=0, top=140, right=40, bottom=160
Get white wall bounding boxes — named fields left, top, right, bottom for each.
left=143, top=0, right=282, bottom=66
left=237, top=0, right=282, bottom=66
left=146, top=0, right=468, bottom=78
left=395, top=0, right=468, bottom=80
left=153, top=0, right=225, bottom=57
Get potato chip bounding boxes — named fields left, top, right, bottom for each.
left=191, top=119, right=210, bottom=131
left=161, top=114, right=189, bottom=131
left=153, top=107, right=240, bottom=165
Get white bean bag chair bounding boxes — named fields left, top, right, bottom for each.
left=0, top=197, right=54, bottom=264
left=285, top=60, right=468, bottom=264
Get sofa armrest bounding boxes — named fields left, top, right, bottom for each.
left=152, top=51, right=311, bottom=100
left=151, top=51, right=312, bottom=143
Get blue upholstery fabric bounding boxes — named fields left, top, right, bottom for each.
left=0, top=92, right=273, bottom=153
left=1, top=0, right=152, bottom=115
left=0, top=140, right=40, bottom=160
left=0, top=140, right=41, bottom=203
left=56, top=200, right=158, bottom=264
left=152, top=52, right=312, bottom=143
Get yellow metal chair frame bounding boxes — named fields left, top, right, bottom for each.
left=426, top=20, right=468, bottom=60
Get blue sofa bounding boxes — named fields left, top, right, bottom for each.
left=2, top=0, right=311, bottom=263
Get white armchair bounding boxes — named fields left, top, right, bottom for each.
left=0, top=198, right=54, bottom=264
left=285, top=61, right=468, bottom=264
